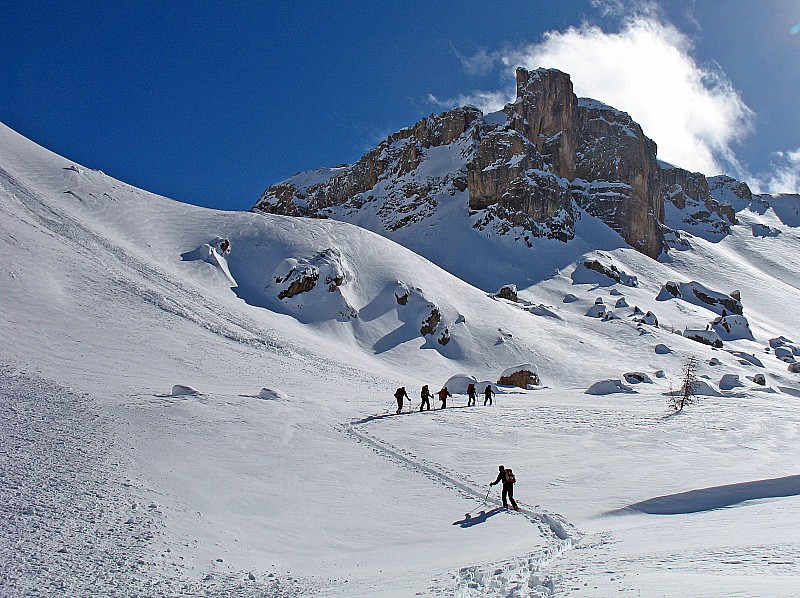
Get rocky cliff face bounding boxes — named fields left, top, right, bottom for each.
left=253, top=67, right=748, bottom=260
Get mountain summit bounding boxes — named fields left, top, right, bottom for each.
left=254, top=67, right=751, bottom=266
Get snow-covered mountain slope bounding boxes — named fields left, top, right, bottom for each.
left=3, top=119, right=800, bottom=597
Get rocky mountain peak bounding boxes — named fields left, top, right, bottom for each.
left=253, top=67, right=743, bottom=264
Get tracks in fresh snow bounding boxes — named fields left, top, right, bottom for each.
left=344, top=410, right=582, bottom=595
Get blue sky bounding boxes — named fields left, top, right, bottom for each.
left=3, top=1, right=799, bottom=211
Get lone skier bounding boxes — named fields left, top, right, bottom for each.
left=438, top=386, right=452, bottom=409
left=394, top=386, right=409, bottom=414
left=467, top=383, right=477, bottom=406
left=420, top=385, right=433, bottom=411
left=490, top=465, right=518, bottom=510
left=483, top=384, right=494, bottom=406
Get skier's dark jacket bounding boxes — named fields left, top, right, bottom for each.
left=492, top=468, right=513, bottom=487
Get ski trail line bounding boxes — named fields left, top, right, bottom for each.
left=344, top=413, right=583, bottom=560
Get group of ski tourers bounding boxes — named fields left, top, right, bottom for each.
left=391, top=385, right=520, bottom=511
left=393, top=383, right=495, bottom=414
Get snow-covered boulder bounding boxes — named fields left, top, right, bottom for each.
left=624, top=372, right=652, bottom=384
left=615, top=297, right=628, bottom=308
left=563, top=293, right=579, bottom=303
left=271, top=249, right=357, bottom=321
left=657, top=280, right=743, bottom=316
left=684, top=329, right=723, bottom=348
left=585, top=303, right=607, bottom=318
left=719, top=374, right=744, bottom=390
left=637, top=311, right=658, bottom=326
left=688, top=379, right=722, bottom=396
left=170, top=384, right=202, bottom=397
left=789, top=363, right=800, bottom=374
left=654, top=343, right=672, bottom=354
left=749, top=373, right=767, bottom=386
left=497, top=364, right=540, bottom=388
left=775, top=347, right=797, bottom=363
left=585, top=379, right=636, bottom=395
left=257, top=388, right=284, bottom=400
left=709, top=357, right=722, bottom=366
left=711, top=314, right=753, bottom=341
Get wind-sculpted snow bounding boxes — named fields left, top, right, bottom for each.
left=4, top=120, right=800, bottom=595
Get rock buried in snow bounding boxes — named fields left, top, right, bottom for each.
left=497, top=364, right=540, bottom=388
left=562, top=293, right=579, bottom=303
left=788, top=362, right=800, bottom=374
left=585, top=379, right=636, bottom=395
left=654, top=344, right=672, bottom=354
left=170, top=385, right=202, bottom=397
left=683, top=329, right=723, bottom=348
left=623, top=372, right=652, bottom=384
left=494, top=284, right=518, bottom=302
left=258, top=388, right=282, bottom=400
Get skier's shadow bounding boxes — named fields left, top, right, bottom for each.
left=452, top=507, right=504, bottom=528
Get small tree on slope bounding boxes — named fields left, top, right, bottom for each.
left=669, top=355, right=698, bottom=412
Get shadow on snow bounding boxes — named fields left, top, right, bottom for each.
left=613, top=474, right=800, bottom=515
left=452, top=508, right=505, bottom=528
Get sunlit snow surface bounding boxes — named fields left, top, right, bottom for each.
left=2, top=122, right=800, bottom=596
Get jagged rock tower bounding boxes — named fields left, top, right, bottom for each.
left=254, top=67, right=741, bottom=260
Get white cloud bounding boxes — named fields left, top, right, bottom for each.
left=427, top=91, right=509, bottom=114
left=437, top=11, right=756, bottom=179
left=753, top=149, right=800, bottom=194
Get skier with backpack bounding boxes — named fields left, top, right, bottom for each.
left=394, top=387, right=409, bottom=414
left=420, top=385, right=433, bottom=411
left=438, top=386, right=452, bottom=409
left=489, top=465, right=518, bottom=510
left=467, top=383, right=477, bottom=406
left=483, top=384, right=494, bottom=406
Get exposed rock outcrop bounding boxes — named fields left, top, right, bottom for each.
left=253, top=66, right=760, bottom=262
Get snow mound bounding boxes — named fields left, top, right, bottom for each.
left=442, top=375, right=499, bottom=394
left=170, top=384, right=202, bottom=397
left=180, top=242, right=237, bottom=286
left=500, top=364, right=537, bottom=379
left=719, top=374, right=744, bottom=390
left=585, top=379, right=636, bottom=395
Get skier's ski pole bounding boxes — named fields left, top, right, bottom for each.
left=484, top=487, right=490, bottom=504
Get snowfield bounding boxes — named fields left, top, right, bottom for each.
left=2, top=121, right=800, bottom=596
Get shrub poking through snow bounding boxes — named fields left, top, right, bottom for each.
left=669, top=356, right=699, bottom=412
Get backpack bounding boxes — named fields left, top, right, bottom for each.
left=395, top=387, right=404, bottom=399
left=505, top=468, right=516, bottom=484
left=467, top=383, right=475, bottom=395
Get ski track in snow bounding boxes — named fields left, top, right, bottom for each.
left=0, top=365, right=317, bottom=597
left=345, top=410, right=582, bottom=597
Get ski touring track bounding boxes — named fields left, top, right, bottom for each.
left=344, top=409, right=584, bottom=597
